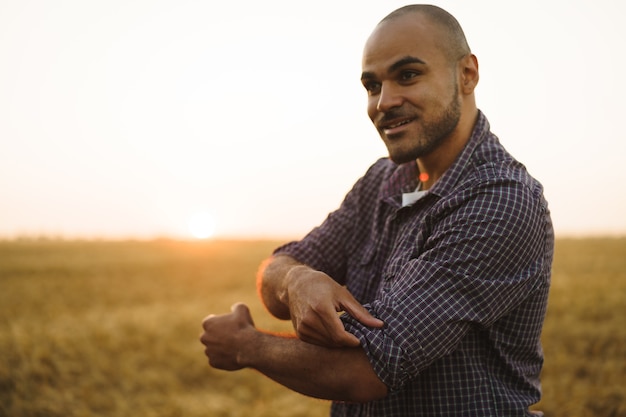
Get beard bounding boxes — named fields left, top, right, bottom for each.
left=383, top=83, right=462, bottom=164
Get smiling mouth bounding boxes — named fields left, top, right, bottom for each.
left=381, top=117, right=416, bottom=134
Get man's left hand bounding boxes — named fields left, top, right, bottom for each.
left=200, top=303, right=256, bottom=371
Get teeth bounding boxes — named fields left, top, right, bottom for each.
left=388, top=119, right=411, bottom=129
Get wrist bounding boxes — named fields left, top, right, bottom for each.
left=236, top=326, right=262, bottom=368
left=236, top=327, right=270, bottom=369
left=280, top=264, right=310, bottom=306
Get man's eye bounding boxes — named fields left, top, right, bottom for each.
left=400, top=71, right=420, bottom=81
left=363, top=81, right=381, bottom=94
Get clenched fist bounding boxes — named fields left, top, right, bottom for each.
left=200, top=303, right=257, bottom=371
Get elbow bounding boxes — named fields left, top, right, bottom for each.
left=345, top=377, right=388, bottom=403
left=263, top=297, right=291, bottom=321
left=335, top=342, right=389, bottom=402
left=256, top=256, right=291, bottom=320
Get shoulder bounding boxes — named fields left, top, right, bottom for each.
left=364, top=157, right=397, bottom=180
left=469, top=136, right=547, bottom=207
left=435, top=131, right=551, bottom=230
left=351, top=157, right=398, bottom=194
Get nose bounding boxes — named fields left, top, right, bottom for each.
left=376, top=82, right=403, bottom=113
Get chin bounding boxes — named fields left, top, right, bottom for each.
left=383, top=137, right=422, bottom=164
left=387, top=153, right=417, bottom=165
left=386, top=145, right=422, bottom=164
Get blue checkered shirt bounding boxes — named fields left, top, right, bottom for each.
left=274, top=111, right=554, bottom=417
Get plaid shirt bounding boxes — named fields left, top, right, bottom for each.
left=274, top=111, right=554, bottom=417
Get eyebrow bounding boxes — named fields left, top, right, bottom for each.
left=361, top=55, right=427, bottom=81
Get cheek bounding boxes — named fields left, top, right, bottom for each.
left=367, top=99, right=378, bottom=122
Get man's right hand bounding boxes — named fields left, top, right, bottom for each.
left=283, top=265, right=384, bottom=348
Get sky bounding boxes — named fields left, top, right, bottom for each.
left=1, top=0, right=625, bottom=240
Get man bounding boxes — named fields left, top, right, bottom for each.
left=200, top=5, right=553, bottom=416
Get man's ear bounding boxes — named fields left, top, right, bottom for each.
left=460, top=54, right=479, bottom=94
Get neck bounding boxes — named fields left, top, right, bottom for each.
left=417, top=107, right=477, bottom=190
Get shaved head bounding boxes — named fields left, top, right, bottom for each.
left=379, top=5, right=471, bottom=64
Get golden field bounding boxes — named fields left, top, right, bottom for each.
left=0, top=238, right=624, bottom=417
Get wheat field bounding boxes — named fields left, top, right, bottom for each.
left=0, top=238, right=624, bottom=417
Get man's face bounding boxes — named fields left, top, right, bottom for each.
left=361, top=14, right=462, bottom=164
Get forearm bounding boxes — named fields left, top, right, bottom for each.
left=241, top=328, right=388, bottom=402
left=201, top=301, right=386, bottom=400
left=256, top=255, right=304, bottom=320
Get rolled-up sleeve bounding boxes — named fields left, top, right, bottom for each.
left=341, top=176, right=552, bottom=391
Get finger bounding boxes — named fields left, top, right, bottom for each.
left=334, top=330, right=362, bottom=348
left=295, top=311, right=348, bottom=347
left=341, top=298, right=384, bottom=328
left=201, top=314, right=217, bottom=330
left=297, top=325, right=327, bottom=347
left=303, top=299, right=363, bottom=347
left=317, top=309, right=362, bottom=348
left=298, top=321, right=360, bottom=348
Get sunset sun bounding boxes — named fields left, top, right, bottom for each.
left=188, top=211, right=216, bottom=239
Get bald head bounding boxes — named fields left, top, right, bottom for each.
left=379, top=5, right=471, bottom=64
left=361, top=4, right=480, bottom=166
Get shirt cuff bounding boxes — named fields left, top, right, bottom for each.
left=340, top=302, right=423, bottom=391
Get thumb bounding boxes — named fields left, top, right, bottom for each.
left=231, top=302, right=255, bottom=326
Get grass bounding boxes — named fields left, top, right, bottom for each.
left=0, top=238, right=624, bottom=417
left=536, top=238, right=625, bottom=417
